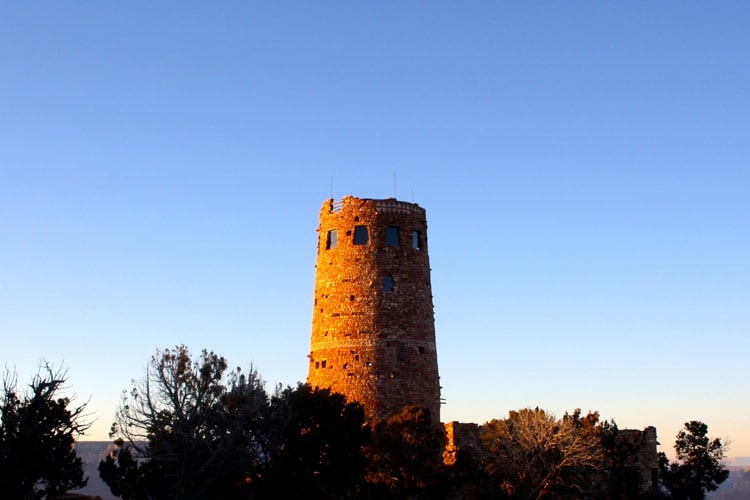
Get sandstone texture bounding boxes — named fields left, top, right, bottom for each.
left=307, top=196, right=441, bottom=422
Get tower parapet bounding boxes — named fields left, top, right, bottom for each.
left=307, top=196, right=441, bottom=421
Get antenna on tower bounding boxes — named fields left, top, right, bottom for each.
left=330, top=176, right=334, bottom=200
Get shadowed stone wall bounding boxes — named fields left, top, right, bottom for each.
left=307, top=196, right=441, bottom=422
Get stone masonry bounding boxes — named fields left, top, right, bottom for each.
left=307, top=196, right=441, bottom=422
left=305, top=196, right=658, bottom=492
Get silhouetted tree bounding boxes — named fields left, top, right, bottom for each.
left=658, top=421, right=729, bottom=500
left=261, top=383, right=369, bottom=498
left=0, top=364, right=90, bottom=499
left=364, top=405, right=448, bottom=499
left=98, top=439, right=168, bottom=499
left=100, top=345, right=271, bottom=499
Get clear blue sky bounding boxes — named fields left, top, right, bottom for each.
left=2, top=2, right=748, bottom=457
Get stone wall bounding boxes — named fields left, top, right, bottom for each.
left=443, top=422, right=659, bottom=494
left=307, top=196, right=441, bottom=422
left=615, top=426, right=659, bottom=493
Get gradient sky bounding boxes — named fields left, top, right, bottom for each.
left=2, top=2, right=748, bottom=457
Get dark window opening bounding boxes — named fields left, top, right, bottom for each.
left=396, top=344, right=405, bottom=362
left=418, top=346, right=425, bottom=354
left=343, top=363, right=348, bottom=369
left=315, top=362, right=320, bottom=369
left=353, top=225, right=369, bottom=245
left=350, top=295, right=355, bottom=301
left=326, top=230, right=337, bottom=249
left=383, top=275, right=394, bottom=292
left=321, top=360, right=327, bottom=368
left=412, top=230, right=422, bottom=249
left=354, top=354, right=360, bottom=361
left=365, top=361, right=373, bottom=367
left=386, top=226, right=400, bottom=246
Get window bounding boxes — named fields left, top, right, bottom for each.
left=386, top=226, right=400, bottom=246
left=412, top=230, right=421, bottom=249
left=396, top=343, right=405, bottom=362
left=326, top=229, right=337, bottom=249
left=382, top=275, right=394, bottom=292
left=353, top=225, right=368, bottom=245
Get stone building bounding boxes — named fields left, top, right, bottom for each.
left=307, top=196, right=441, bottom=422
left=305, top=195, right=659, bottom=496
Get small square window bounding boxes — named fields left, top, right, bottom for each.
left=386, top=226, right=400, bottom=246
left=353, top=225, right=369, bottom=245
left=412, top=230, right=421, bottom=249
left=382, top=275, right=394, bottom=292
left=396, top=343, right=405, bottom=362
left=326, top=229, right=337, bottom=249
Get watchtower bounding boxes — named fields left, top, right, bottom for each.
left=307, top=196, right=441, bottom=422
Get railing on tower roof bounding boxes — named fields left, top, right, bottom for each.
left=327, top=196, right=423, bottom=215
left=375, top=198, right=424, bottom=215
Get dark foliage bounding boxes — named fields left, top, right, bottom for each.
left=101, top=347, right=370, bottom=499
left=658, top=421, right=729, bottom=500
left=98, top=439, right=168, bottom=499
left=260, top=383, right=369, bottom=499
left=0, top=365, right=90, bottom=499
left=364, top=405, right=448, bottom=499
left=100, top=346, right=270, bottom=499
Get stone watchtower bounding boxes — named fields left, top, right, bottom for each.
left=307, top=196, right=441, bottom=422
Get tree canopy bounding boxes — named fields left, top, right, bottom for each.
left=0, top=364, right=90, bottom=499
left=364, top=405, right=448, bottom=499
left=261, top=383, right=369, bottom=498
left=96, top=345, right=731, bottom=500
left=480, top=407, right=605, bottom=499
left=101, top=346, right=370, bottom=499
left=101, top=346, right=271, bottom=499
left=658, top=421, right=729, bottom=500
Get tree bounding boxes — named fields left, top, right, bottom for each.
left=100, top=345, right=272, bottom=499
left=658, top=421, right=729, bottom=500
left=364, top=405, right=448, bottom=499
left=0, top=364, right=90, bottom=499
left=260, top=383, right=370, bottom=499
left=480, top=407, right=605, bottom=499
